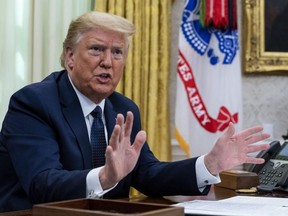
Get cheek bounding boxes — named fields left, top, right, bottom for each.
left=115, top=61, right=125, bottom=73
left=74, top=55, right=95, bottom=72
left=113, top=64, right=125, bottom=81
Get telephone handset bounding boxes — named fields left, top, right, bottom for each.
left=246, top=140, right=288, bottom=192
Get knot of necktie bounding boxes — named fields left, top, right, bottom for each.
left=91, top=106, right=102, bottom=119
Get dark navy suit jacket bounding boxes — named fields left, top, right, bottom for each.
left=0, top=71, right=208, bottom=212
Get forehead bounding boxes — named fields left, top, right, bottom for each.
left=79, top=28, right=127, bottom=47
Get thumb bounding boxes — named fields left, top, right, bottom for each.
left=223, top=122, right=235, bottom=139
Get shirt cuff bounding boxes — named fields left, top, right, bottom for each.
left=86, top=167, right=117, bottom=198
left=196, top=155, right=221, bottom=189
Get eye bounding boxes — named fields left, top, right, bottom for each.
left=89, top=46, right=103, bottom=55
left=112, top=48, right=124, bottom=59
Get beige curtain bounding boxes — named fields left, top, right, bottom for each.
left=94, top=0, right=172, bottom=163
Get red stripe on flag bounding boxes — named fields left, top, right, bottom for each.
left=177, top=50, right=238, bottom=133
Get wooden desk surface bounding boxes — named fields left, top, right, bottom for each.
left=128, top=185, right=237, bottom=205
left=1, top=186, right=288, bottom=216
left=0, top=209, right=32, bottom=216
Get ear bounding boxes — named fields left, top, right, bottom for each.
left=65, top=47, right=74, bottom=70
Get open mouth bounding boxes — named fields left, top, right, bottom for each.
left=98, top=73, right=110, bottom=79
left=96, top=73, right=111, bottom=83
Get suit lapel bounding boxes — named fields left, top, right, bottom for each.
left=104, top=99, right=118, bottom=141
left=58, top=72, right=92, bottom=168
left=57, top=72, right=121, bottom=168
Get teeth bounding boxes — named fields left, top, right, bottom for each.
left=100, top=74, right=108, bottom=78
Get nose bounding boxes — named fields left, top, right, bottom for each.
left=100, top=50, right=112, bottom=69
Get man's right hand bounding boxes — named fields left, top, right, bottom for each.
left=99, top=111, right=146, bottom=189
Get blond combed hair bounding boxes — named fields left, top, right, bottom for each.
left=60, top=11, right=135, bottom=68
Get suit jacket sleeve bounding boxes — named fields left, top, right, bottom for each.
left=0, top=72, right=91, bottom=205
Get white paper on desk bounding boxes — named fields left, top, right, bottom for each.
left=173, top=196, right=288, bottom=216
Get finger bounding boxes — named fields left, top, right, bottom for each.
left=116, top=114, right=125, bottom=141
left=247, top=143, right=270, bottom=153
left=245, top=157, right=265, bottom=164
left=124, top=111, right=133, bottom=137
left=132, top=130, right=146, bottom=153
left=109, top=124, right=121, bottom=149
left=116, top=113, right=125, bottom=126
left=245, top=133, right=270, bottom=145
left=238, top=125, right=264, bottom=139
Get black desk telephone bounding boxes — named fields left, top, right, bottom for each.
left=247, top=140, right=288, bottom=192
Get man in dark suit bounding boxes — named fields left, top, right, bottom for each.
left=0, top=11, right=270, bottom=212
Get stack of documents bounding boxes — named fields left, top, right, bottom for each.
left=174, top=196, right=288, bottom=216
